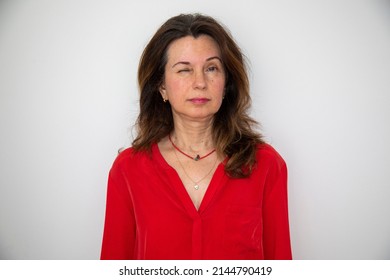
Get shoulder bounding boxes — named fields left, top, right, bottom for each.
left=113, top=147, right=134, bottom=165
left=111, top=146, right=151, bottom=171
left=256, top=143, right=287, bottom=172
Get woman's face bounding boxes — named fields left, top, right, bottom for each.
left=160, top=35, right=226, bottom=122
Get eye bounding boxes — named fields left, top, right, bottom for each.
left=206, top=66, right=218, bottom=72
left=178, top=68, right=191, bottom=73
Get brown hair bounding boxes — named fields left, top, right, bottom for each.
left=133, top=13, right=264, bottom=178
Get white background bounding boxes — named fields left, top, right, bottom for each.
left=0, top=0, right=389, bottom=259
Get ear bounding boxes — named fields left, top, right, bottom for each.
left=159, top=84, right=167, bottom=100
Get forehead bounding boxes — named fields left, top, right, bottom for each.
left=166, top=35, right=221, bottom=63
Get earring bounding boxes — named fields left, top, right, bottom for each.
left=163, top=98, right=167, bottom=103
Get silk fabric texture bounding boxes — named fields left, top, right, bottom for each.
left=101, top=143, right=292, bottom=260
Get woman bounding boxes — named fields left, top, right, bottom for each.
left=101, top=13, right=292, bottom=260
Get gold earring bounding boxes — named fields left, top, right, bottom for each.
left=163, top=98, right=167, bottom=103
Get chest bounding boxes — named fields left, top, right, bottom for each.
left=169, top=156, right=219, bottom=210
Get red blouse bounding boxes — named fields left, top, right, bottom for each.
left=101, top=143, right=292, bottom=260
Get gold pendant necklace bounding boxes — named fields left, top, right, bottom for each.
left=172, top=146, right=217, bottom=190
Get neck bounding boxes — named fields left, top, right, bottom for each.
left=171, top=118, right=214, bottom=154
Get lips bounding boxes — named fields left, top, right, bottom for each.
left=189, top=98, right=210, bottom=104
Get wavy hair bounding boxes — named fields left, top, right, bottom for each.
left=132, top=13, right=264, bottom=178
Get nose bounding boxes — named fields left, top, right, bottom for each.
left=193, top=71, right=207, bottom=90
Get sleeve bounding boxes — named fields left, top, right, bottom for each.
left=100, top=162, right=136, bottom=260
left=262, top=152, right=292, bottom=260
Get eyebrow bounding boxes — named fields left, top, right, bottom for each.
left=172, top=56, right=222, bottom=68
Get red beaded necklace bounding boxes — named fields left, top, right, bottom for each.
left=168, top=134, right=216, bottom=161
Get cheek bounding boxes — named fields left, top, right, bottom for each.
left=166, top=85, right=186, bottom=101
left=212, top=80, right=226, bottom=96
left=165, top=77, right=187, bottom=94
left=209, top=73, right=225, bottom=89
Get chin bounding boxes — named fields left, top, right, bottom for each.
left=186, top=112, right=216, bottom=121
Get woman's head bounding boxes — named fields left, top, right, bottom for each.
left=134, top=13, right=262, bottom=177
left=159, top=34, right=226, bottom=121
